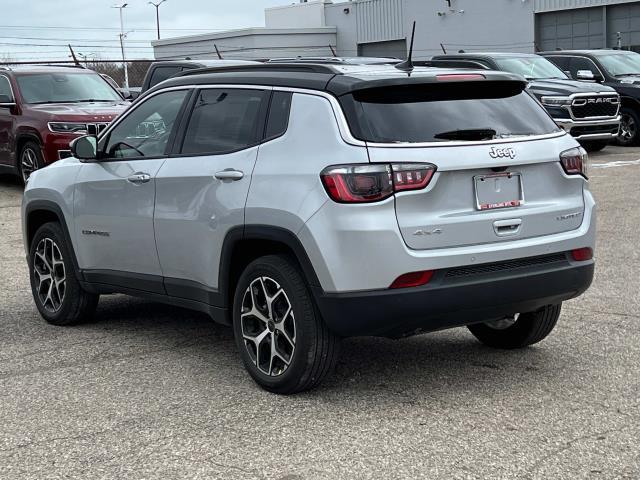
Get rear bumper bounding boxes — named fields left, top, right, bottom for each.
left=312, top=253, right=594, bottom=338
left=555, top=116, right=620, bottom=141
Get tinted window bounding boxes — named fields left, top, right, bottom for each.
left=181, top=89, right=266, bottom=155
left=494, top=56, right=567, bottom=80
left=596, top=52, right=640, bottom=76
left=341, top=82, right=559, bottom=143
left=545, top=56, right=570, bottom=72
left=16, top=72, right=122, bottom=104
left=265, top=91, right=292, bottom=140
left=0, top=75, right=12, bottom=99
left=149, top=66, right=183, bottom=88
left=102, top=89, right=188, bottom=159
left=569, top=57, right=599, bottom=78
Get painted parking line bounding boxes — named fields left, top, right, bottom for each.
left=592, top=159, right=640, bottom=169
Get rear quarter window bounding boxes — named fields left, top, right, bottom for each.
left=339, top=81, right=560, bottom=143
left=148, top=66, right=183, bottom=88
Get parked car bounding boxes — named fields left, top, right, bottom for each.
left=0, top=65, right=129, bottom=182
left=267, top=56, right=399, bottom=65
left=100, top=73, right=141, bottom=101
left=22, top=63, right=595, bottom=394
left=140, top=59, right=259, bottom=93
left=541, top=49, right=640, bottom=146
left=429, top=53, right=620, bottom=152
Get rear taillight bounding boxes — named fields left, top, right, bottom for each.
left=390, top=270, right=434, bottom=289
left=320, top=163, right=436, bottom=203
left=560, top=147, right=589, bottom=178
left=571, top=247, right=593, bottom=261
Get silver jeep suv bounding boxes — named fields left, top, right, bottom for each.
left=22, top=64, right=595, bottom=394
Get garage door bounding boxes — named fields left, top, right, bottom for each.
left=536, top=7, right=604, bottom=51
left=607, top=2, right=640, bottom=51
left=357, top=39, right=406, bottom=60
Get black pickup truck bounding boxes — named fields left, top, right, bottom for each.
left=140, top=59, right=259, bottom=94
left=541, top=49, right=640, bottom=146
left=429, top=52, right=621, bottom=151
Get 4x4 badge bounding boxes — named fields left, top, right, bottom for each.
left=489, top=147, right=516, bottom=159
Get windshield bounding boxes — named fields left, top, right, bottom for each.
left=494, top=56, right=568, bottom=80
left=341, top=82, right=560, bottom=143
left=596, top=52, right=640, bottom=76
left=16, top=72, right=122, bottom=104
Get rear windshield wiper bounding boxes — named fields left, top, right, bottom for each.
left=433, top=128, right=497, bottom=141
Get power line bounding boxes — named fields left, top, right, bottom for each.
left=0, top=25, right=225, bottom=32
left=0, top=35, right=157, bottom=43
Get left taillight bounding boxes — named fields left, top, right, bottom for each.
left=560, top=147, right=589, bottom=178
left=320, top=163, right=436, bottom=203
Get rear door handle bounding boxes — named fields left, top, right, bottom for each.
left=214, top=169, right=244, bottom=181
left=493, top=218, right=522, bottom=237
left=127, top=172, right=151, bottom=185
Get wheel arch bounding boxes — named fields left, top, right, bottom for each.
left=24, top=200, right=81, bottom=276
left=620, top=95, right=640, bottom=112
left=16, top=130, right=43, bottom=154
left=219, top=225, right=321, bottom=312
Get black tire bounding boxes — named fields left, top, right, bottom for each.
left=467, top=304, right=561, bottom=349
left=581, top=140, right=609, bottom=153
left=19, top=141, right=44, bottom=184
left=617, top=108, right=640, bottom=146
left=232, top=255, right=340, bottom=394
left=29, top=222, right=99, bottom=326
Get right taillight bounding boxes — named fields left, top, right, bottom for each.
left=560, top=147, right=589, bottom=178
left=320, top=163, right=436, bottom=203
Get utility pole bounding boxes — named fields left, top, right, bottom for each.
left=113, top=3, right=129, bottom=89
left=148, top=0, right=167, bottom=40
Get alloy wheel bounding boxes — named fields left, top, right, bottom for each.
left=619, top=113, right=637, bottom=144
left=21, top=147, right=39, bottom=183
left=33, top=237, right=66, bottom=313
left=240, top=276, right=296, bottom=377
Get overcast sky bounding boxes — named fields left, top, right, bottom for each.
left=1, top=0, right=307, bottom=61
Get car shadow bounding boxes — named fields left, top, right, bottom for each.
left=0, top=173, right=23, bottom=188
left=85, top=295, right=561, bottom=400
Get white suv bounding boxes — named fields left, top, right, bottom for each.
left=22, top=64, right=595, bottom=393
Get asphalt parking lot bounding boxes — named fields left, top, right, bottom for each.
left=1, top=147, right=639, bottom=480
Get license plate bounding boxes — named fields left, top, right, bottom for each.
left=474, top=173, right=524, bottom=211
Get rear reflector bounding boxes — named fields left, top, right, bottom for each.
left=436, top=74, right=485, bottom=82
left=389, top=270, right=434, bottom=289
left=571, top=247, right=593, bottom=262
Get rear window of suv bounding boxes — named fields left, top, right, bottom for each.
left=340, top=81, right=560, bottom=143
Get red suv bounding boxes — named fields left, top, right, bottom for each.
left=0, top=66, right=129, bottom=182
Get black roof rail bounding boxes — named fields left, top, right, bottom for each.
left=177, top=63, right=339, bottom=78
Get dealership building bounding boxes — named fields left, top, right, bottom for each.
left=152, top=0, right=640, bottom=60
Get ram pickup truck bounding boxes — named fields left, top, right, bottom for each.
left=542, top=49, right=640, bottom=146
left=429, top=53, right=621, bottom=151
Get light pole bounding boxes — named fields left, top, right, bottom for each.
left=148, top=0, right=167, bottom=40
left=112, top=3, right=129, bottom=89
left=77, top=52, right=96, bottom=67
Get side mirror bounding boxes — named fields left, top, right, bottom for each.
left=576, top=70, right=603, bottom=82
left=70, top=135, right=98, bottom=162
left=118, top=88, right=140, bottom=101
left=0, top=93, right=15, bottom=107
